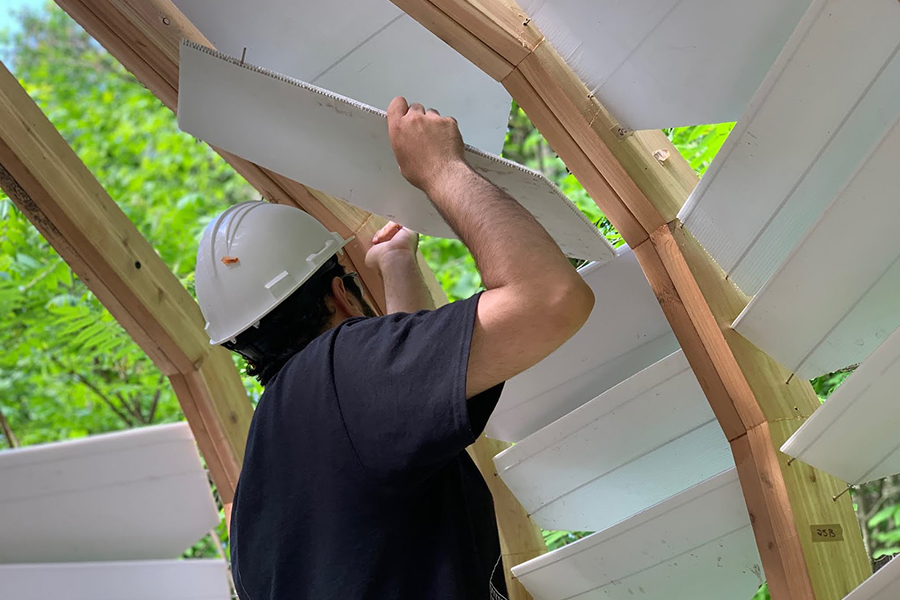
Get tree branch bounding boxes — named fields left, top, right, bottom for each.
left=147, top=375, right=164, bottom=424
left=0, top=405, right=19, bottom=448
left=51, top=357, right=135, bottom=427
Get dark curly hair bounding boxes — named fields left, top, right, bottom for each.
left=223, top=256, right=370, bottom=386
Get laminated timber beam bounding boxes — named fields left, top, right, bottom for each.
left=388, top=1, right=873, bottom=599
left=0, top=60, right=251, bottom=503
left=50, top=0, right=548, bottom=595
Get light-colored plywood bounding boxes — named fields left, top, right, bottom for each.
left=782, top=324, right=900, bottom=485
left=0, top=424, right=218, bottom=563
left=733, top=116, right=900, bottom=379
left=494, top=351, right=732, bottom=532
left=172, top=0, right=511, bottom=154
left=1, top=560, right=231, bottom=600
left=518, top=0, right=811, bottom=131
left=177, top=41, right=613, bottom=262
left=680, top=0, right=900, bottom=295
left=844, top=556, right=900, bottom=600
left=486, top=248, right=678, bottom=442
left=511, top=469, right=763, bottom=600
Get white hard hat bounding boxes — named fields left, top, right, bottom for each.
left=195, top=201, right=350, bottom=345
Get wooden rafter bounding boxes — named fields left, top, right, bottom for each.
left=0, top=60, right=251, bottom=502
left=48, top=1, right=548, bottom=596
left=386, top=1, right=873, bottom=598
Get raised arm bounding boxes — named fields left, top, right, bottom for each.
left=387, top=98, right=595, bottom=399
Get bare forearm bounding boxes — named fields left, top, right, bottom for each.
left=379, top=252, right=435, bottom=314
left=424, top=162, right=579, bottom=291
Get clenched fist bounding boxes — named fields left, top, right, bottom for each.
left=387, top=96, right=468, bottom=193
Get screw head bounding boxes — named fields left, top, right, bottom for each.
left=162, top=17, right=171, bottom=25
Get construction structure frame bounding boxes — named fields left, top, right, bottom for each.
left=0, top=0, right=874, bottom=599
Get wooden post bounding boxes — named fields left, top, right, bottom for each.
left=50, top=0, right=547, bottom=593
left=0, top=59, right=252, bottom=501
left=388, top=1, right=872, bottom=598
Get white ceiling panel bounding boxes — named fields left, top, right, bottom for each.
left=844, top=555, right=900, bottom=600
left=1, top=560, right=231, bottom=600
left=0, top=423, right=219, bottom=563
left=486, top=248, right=679, bottom=442
left=511, top=469, right=763, bottom=600
left=782, top=325, right=900, bottom=485
left=732, top=116, right=900, bottom=379
left=177, top=41, right=613, bottom=262
left=680, top=0, right=900, bottom=295
left=495, top=351, right=732, bottom=532
left=518, top=0, right=811, bottom=131
left=173, top=0, right=510, bottom=154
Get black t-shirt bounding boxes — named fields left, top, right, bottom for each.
left=230, top=294, right=506, bottom=599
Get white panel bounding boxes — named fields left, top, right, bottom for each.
left=511, top=470, right=763, bottom=600
left=681, top=0, right=900, bottom=295
left=172, top=0, right=510, bottom=154
left=486, top=248, right=678, bottom=442
left=495, top=351, right=733, bottom=532
left=733, top=117, right=900, bottom=379
left=177, top=41, right=613, bottom=263
left=782, top=325, right=900, bottom=484
left=1, top=560, right=231, bottom=600
left=0, top=423, right=219, bottom=563
left=844, top=555, right=900, bottom=600
left=519, top=0, right=811, bottom=130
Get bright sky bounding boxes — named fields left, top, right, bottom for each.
left=0, top=0, right=46, bottom=36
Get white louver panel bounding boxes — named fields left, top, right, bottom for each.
left=1, top=560, right=231, bottom=600
left=680, top=0, right=900, bottom=296
left=177, top=41, right=614, bottom=263
left=843, top=556, right=900, bottom=600
left=518, top=0, right=811, bottom=131
left=511, top=469, right=762, bottom=600
left=486, top=248, right=679, bottom=442
left=494, top=351, right=732, bottom=532
left=782, top=325, right=900, bottom=485
left=172, top=0, right=510, bottom=154
left=0, top=423, right=219, bottom=563
left=732, top=115, right=900, bottom=379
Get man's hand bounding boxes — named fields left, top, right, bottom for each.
left=387, top=96, right=468, bottom=193
left=365, top=221, right=435, bottom=313
left=365, top=221, right=418, bottom=274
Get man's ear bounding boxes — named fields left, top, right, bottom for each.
left=330, top=276, right=364, bottom=319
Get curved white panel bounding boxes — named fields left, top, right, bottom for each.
left=733, top=115, right=900, bottom=379
left=1, top=560, right=231, bottom=600
left=844, top=555, right=900, bottom=600
left=782, top=325, right=900, bottom=485
left=486, top=248, right=678, bottom=442
left=0, top=423, right=219, bottom=563
left=495, top=351, right=732, bottom=532
left=519, top=0, right=811, bottom=130
left=681, top=0, right=900, bottom=296
left=172, top=0, right=510, bottom=154
left=511, top=470, right=763, bottom=600
left=177, top=41, right=614, bottom=263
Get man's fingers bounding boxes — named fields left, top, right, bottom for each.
left=408, top=102, right=426, bottom=115
left=426, top=108, right=441, bottom=116
left=387, top=96, right=409, bottom=123
left=373, top=221, right=404, bottom=244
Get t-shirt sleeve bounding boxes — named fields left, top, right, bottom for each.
left=331, top=293, right=503, bottom=483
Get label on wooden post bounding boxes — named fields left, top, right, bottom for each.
left=810, top=524, right=844, bottom=542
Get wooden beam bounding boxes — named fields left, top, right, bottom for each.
left=54, top=0, right=388, bottom=314
left=0, top=60, right=252, bottom=502
left=389, top=1, right=872, bottom=598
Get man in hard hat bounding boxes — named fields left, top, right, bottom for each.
left=195, top=98, right=595, bottom=599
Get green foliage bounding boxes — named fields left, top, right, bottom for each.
left=665, top=123, right=734, bottom=177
